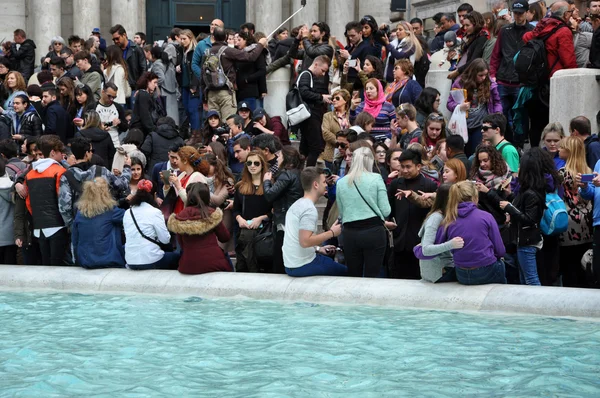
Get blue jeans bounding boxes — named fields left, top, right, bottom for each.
left=285, top=254, right=347, bottom=277
left=466, top=127, right=483, bottom=157
left=182, top=88, right=201, bottom=130
left=456, top=260, right=507, bottom=285
left=498, top=83, right=528, bottom=143
left=128, top=252, right=181, bottom=271
left=517, top=245, right=541, bottom=285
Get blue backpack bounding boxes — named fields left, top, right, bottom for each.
left=540, top=191, right=568, bottom=235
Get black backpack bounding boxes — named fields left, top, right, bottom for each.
left=514, top=24, right=568, bottom=87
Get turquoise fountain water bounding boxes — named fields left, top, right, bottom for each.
left=1, top=292, right=599, bottom=397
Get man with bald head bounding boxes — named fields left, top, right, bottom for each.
left=192, top=19, right=225, bottom=79
left=521, top=0, right=577, bottom=149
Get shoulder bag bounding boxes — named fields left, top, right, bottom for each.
left=286, top=70, right=313, bottom=127
left=129, top=208, right=174, bottom=252
left=353, top=182, right=394, bottom=248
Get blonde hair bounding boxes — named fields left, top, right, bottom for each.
left=540, top=122, right=565, bottom=147
left=345, top=146, right=374, bottom=185
left=442, top=181, right=479, bottom=227
left=76, top=178, right=117, bottom=218
left=398, top=21, right=423, bottom=61
left=180, top=29, right=197, bottom=51
left=561, top=136, right=591, bottom=176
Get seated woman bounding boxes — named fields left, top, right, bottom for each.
left=350, top=78, right=396, bottom=141
left=123, top=179, right=179, bottom=270
left=167, top=183, right=231, bottom=275
left=72, top=178, right=126, bottom=269
left=413, top=184, right=461, bottom=282
left=441, top=180, right=506, bottom=285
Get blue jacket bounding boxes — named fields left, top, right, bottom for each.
left=72, top=207, right=126, bottom=269
left=580, top=160, right=600, bottom=227
left=192, top=36, right=213, bottom=79
left=442, top=202, right=505, bottom=268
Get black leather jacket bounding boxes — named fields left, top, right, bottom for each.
left=263, top=169, right=303, bottom=227
left=505, top=189, right=544, bottom=246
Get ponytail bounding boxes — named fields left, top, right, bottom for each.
left=441, top=181, right=478, bottom=228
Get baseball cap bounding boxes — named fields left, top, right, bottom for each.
left=237, top=101, right=251, bottom=111
left=92, top=28, right=101, bottom=34
left=512, top=0, right=529, bottom=13
left=206, top=110, right=220, bottom=119
left=252, top=108, right=266, bottom=121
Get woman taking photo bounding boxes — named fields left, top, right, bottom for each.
left=384, top=59, right=422, bottom=108
left=263, top=147, right=303, bottom=274
left=350, top=78, right=396, bottom=140
left=180, top=29, right=201, bottom=131
left=414, top=87, right=441, bottom=129
left=188, top=110, right=223, bottom=147
left=75, top=110, right=116, bottom=166
left=322, top=89, right=351, bottom=167
left=130, top=72, right=166, bottom=136
left=233, top=150, right=272, bottom=273
left=447, top=58, right=501, bottom=155
left=0, top=71, right=27, bottom=117
left=336, top=147, right=392, bottom=277
left=164, top=145, right=209, bottom=216
left=442, top=158, right=467, bottom=184
left=381, top=21, right=423, bottom=83
left=124, top=179, right=179, bottom=270
left=414, top=184, right=463, bottom=283
left=104, top=45, right=130, bottom=105
left=167, top=182, right=232, bottom=275
left=558, top=136, right=593, bottom=287
left=442, top=180, right=506, bottom=285
left=447, top=11, right=489, bottom=79
left=150, top=46, right=179, bottom=125
left=73, top=84, right=97, bottom=130
left=540, top=122, right=565, bottom=170
left=235, top=31, right=267, bottom=111
left=341, top=55, right=385, bottom=93
left=500, top=148, right=561, bottom=286
left=72, top=178, right=126, bottom=269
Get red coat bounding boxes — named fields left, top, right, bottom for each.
left=522, top=17, right=577, bottom=78
left=167, top=207, right=232, bottom=275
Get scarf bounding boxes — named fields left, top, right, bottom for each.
left=474, top=167, right=509, bottom=189
left=363, top=79, right=386, bottom=118
left=336, top=111, right=349, bottom=130
left=385, top=78, right=408, bottom=103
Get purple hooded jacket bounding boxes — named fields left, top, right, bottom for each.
left=446, top=77, right=502, bottom=115
left=443, top=202, right=505, bottom=268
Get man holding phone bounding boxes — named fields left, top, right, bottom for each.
left=153, top=143, right=182, bottom=204
left=339, top=21, right=379, bottom=84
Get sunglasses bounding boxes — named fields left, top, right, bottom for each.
left=106, top=94, right=116, bottom=100
left=427, top=114, right=444, bottom=121
left=112, top=36, right=121, bottom=42
left=333, top=96, right=343, bottom=101
left=246, top=161, right=261, bottom=167
left=335, top=142, right=347, bottom=149
left=481, top=125, right=496, bottom=132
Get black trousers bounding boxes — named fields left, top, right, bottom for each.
left=390, top=249, right=421, bottom=280
left=272, top=230, right=285, bottom=274
left=536, top=234, right=560, bottom=286
left=525, top=94, right=549, bottom=148
left=343, top=225, right=387, bottom=278
left=0, top=245, right=17, bottom=265
left=299, top=109, right=324, bottom=167
left=560, top=243, right=592, bottom=288
left=592, top=226, right=600, bottom=285
left=38, top=228, right=69, bottom=266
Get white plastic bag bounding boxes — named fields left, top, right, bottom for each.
left=448, top=106, right=469, bottom=144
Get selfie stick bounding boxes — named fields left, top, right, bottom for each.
left=267, top=0, right=307, bottom=39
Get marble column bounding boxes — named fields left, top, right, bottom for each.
left=254, top=0, right=282, bottom=37
left=327, top=0, right=355, bottom=44
left=246, top=0, right=256, bottom=27
left=31, top=0, right=61, bottom=67
left=111, top=0, right=139, bottom=38
left=73, top=0, right=101, bottom=39
left=292, top=0, right=319, bottom=29
left=138, top=0, right=146, bottom=35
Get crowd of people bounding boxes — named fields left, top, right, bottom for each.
left=0, top=0, right=599, bottom=288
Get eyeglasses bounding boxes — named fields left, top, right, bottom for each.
left=106, top=94, right=116, bottom=100
left=246, top=161, right=261, bottom=167
left=53, top=43, right=63, bottom=46
left=335, top=142, right=347, bottom=149
left=112, top=36, right=121, bottom=42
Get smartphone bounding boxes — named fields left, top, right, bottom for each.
left=348, top=59, right=357, bottom=67
left=162, top=169, right=171, bottom=185
left=581, top=174, right=595, bottom=183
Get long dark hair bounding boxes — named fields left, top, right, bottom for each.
left=518, top=147, right=561, bottom=195
left=105, top=45, right=129, bottom=82
left=470, top=146, right=507, bottom=179
left=130, top=185, right=157, bottom=208
left=278, top=146, right=302, bottom=173
left=365, top=55, right=384, bottom=81
left=185, top=182, right=211, bottom=218
left=150, top=46, right=170, bottom=65
left=205, top=153, right=234, bottom=188
left=74, top=84, right=95, bottom=109
left=460, top=59, right=491, bottom=104
left=463, top=11, right=485, bottom=42
left=427, top=183, right=452, bottom=218
left=414, top=87, right=440, bottom=116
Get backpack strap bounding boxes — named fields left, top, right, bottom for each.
left=94, top=165, right=104, bottom=179
left=63, top=169, right=83, bottom=196
left=295, top=70, right=313, bottom=89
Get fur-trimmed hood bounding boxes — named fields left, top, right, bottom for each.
left=168, top=207, right=223, bottom=236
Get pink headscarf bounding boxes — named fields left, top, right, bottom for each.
left=362, top=79, right=386, bottom=119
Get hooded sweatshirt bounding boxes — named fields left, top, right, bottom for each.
left=443, top=202, right=505, bottom=268
left=76, top=127, right=116, bottom=166
left=141, top=120, right=185, bottom=172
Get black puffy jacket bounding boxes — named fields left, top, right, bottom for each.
left=236, top=47, right=267, bottom=99
left=9, top=39, right=36, bottom=81
left=141, top=118, right=184, bottom=172
left=76, top=127, right=116, bottom=167
left=263, top=169, right=303, bottom=227
left=494, top=23, right=534, bottom=84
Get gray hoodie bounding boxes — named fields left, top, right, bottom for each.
left=417, top=211, right=455, bottom=283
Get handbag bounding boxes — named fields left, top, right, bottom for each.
left=160, top=185, right=178, bottom=223
left=129, top=208, right=174, bottom=252
left=242, top=195, right=274, bottom=263
left=353, top=182, right=394, bottom=249
left=286, top=70, right=313, bottom=127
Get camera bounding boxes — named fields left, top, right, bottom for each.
left=215, top=125, right=230, bottom=136
left=374, top=25, right=391, bottom=43
left=322, top=167, right=332, bottom=178
left=219, top=199, right=232, bottom=210
left=104, top=121, right=113, bottom=127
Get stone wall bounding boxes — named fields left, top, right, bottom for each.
left=550, top=69, right=600, bottom=135
left=0, top=0, right=26, bottom=50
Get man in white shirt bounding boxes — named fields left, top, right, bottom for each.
left=283, top=167, right=346, bottom=277
left=96, top=83, right=129, bottom=148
